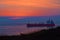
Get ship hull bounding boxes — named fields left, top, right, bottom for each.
left=27, top=24, right=55, bottom=27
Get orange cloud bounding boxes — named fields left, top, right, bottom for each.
left=0, top=0, right=60, bottom=8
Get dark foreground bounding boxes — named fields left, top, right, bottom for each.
left=0, top=26, right=60, bottom=40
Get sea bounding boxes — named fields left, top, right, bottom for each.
left=0, top=24, right=48, bottom=36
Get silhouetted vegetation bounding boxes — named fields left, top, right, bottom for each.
left=0, top=26, right=60, bottom=40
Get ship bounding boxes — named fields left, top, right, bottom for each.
left=27, top=18, right=55, bottom=28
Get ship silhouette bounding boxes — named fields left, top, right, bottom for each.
left=27, top=18, right=55, bottom=28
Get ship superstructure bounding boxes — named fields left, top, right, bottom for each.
left=27, top=18, right=55, bottom=28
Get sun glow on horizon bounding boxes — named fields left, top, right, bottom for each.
left=0, top=0, right=60, bottom=16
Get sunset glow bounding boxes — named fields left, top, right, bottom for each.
left=0, top=0, right=60, bottom=36
left=0, top=0, right=60, bottom=16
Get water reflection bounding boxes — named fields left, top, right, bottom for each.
left=0, top=24, right=47, bottom=35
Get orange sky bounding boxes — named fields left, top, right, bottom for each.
left=0, top=0, right=60, bottom=16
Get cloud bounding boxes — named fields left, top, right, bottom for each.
left=50, top=0, right=60, bottom=5
left=0, top=0, right=19, bottom=1
left=0, top=0, right=60, bottom=8
left=0, top=0, right=60, bottom=16
left=53, top=0, right=60, bottom=4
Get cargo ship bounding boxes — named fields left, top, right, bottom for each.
left=27, top=18, right=55, bottom=28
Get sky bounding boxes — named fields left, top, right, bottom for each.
left=0, top=0, right=60, bottom=16
left=0, top=0, right=60, bottom=35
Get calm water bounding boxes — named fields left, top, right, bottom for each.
left=0, top=24, right=47, bottom=35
